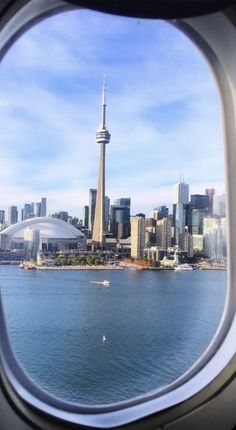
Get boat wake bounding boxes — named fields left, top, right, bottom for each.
left=90, top=280, right=110, bottom=286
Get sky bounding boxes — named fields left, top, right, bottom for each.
left=0, top=9, right=225, bottom=218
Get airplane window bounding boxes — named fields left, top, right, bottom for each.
left=0, top=8, right=227, bottom=407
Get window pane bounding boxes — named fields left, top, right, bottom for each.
left=0, top=9, right=227, bottom=405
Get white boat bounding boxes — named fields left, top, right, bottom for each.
left=90, top=280, right=110, bottom=286
left=175, top=264, right=193, bottom=271
left=101, top=280, right=110, bottom=286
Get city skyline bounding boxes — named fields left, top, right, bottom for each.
left=1, top=183, right=225, bottom=228
left=0, top=9, right=225, bottom=216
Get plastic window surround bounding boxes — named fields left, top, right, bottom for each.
left=0, top=1, right=236, bottom=429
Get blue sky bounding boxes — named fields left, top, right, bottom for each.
left=0, top=9, right=225, bottom=217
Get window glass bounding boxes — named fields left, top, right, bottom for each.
left=0, top=10, right=226, bottom=405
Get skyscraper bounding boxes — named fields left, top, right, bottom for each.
left=92, top=78, right=111, bottom=248
left=131, top=214, right=145, bottom=258
left=22, top=203, right=35, bottom=220
left=51, top=211, right=69, bottom=223
left=36, top=202, right=41, bottom=217
left=205, top=188, right=215, bottom=216
left=213, top=194, right=225, bottom=217
left=0, top=210, right=5, bottom=226
left=41, top=197, right=47, bottom=217
left=8, top=206, right=18, bottom=225
left=173, top=181, right=189, bottom=248
left=83, top=205, right=89, bottom=229
left=110, top=198, right=131, bottom=239
left=156, top=217, right=172, bottom=250
left=89, top=189, right=97, bottom=234
left=173, top=182, right=189, bottom=205
left=105, top=196, right=110, bottom=232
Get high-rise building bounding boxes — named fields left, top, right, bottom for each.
left=51, top=211, right=69, bottom=223
left=150, top=206, right=169, bottom=221
left=41, top=197, right=47, bottom=217
left=173, top=182, right=189, bottom=248
left=188, top=194, right=209, bottom=235
left=22, top=203, right=35, bottom=220
left=191, top=194, right=209, bottom=210
left=191, top=208, right=207, bottom=235
left=92, top=79, right=111, bottom=248
left=0, top=210, right=5, bottom=227
left=192, top=234, right=204, bottom=253
left=203, top=217, right=226, bottom=260
left=23, top=227, right=40, bottom=260
left=156, top=217, right=172, bottom=250
left=131, top=213, right=145, bottom=258
left=150, top=209, right=159, bottom=220
left=114, top=198, right=131, bottom=207
left=8, top=206, right=18, bottom=225
left=105, top=196, right=110, bottom=232
left=36, top=202, right=41, bottom=217
left=83, top=205, right=89, bottom=229
left=205, top=188, right=215, bottom=216
left=173, top=182, right=189, bottom=205
left=110, top=205, right=131, bottom=239
left=213, top=194, right=225, bottom=217
left=110, top=197, right=131, bottom=239
left=89, top=189, right=97, bottom=234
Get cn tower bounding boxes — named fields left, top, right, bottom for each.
left=92, top=78, right=111, bottom=248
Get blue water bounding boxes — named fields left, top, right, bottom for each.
left=0, top=266, right=226, bottom=405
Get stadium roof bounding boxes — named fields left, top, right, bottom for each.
left=0, top=217, right=84, bottom=240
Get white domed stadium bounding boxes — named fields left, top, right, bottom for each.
left=0, top=217, right=86, bottom=253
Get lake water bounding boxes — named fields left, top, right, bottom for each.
left=0, top=265, right=227, bottom=405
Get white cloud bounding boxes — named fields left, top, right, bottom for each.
left=0, top=10, right=225, bottom=218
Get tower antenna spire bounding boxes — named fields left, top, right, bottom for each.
left=101, top=74, right=106, bottom=129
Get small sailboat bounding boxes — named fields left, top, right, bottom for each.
left=102, top=335, right=106, bottom=342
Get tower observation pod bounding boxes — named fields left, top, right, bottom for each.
left=92, top=78, right=111, bottom=248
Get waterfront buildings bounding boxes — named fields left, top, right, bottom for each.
left=92, top=79, right=111, bottom=248
left=131, top=214, right=145, bottom=258
left=1, top=179, right=226, bottom=263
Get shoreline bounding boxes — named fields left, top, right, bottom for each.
left=35, top=265, right=124, bottom=270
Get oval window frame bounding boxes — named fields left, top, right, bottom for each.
left=0, top=1, right=236, bottom=429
